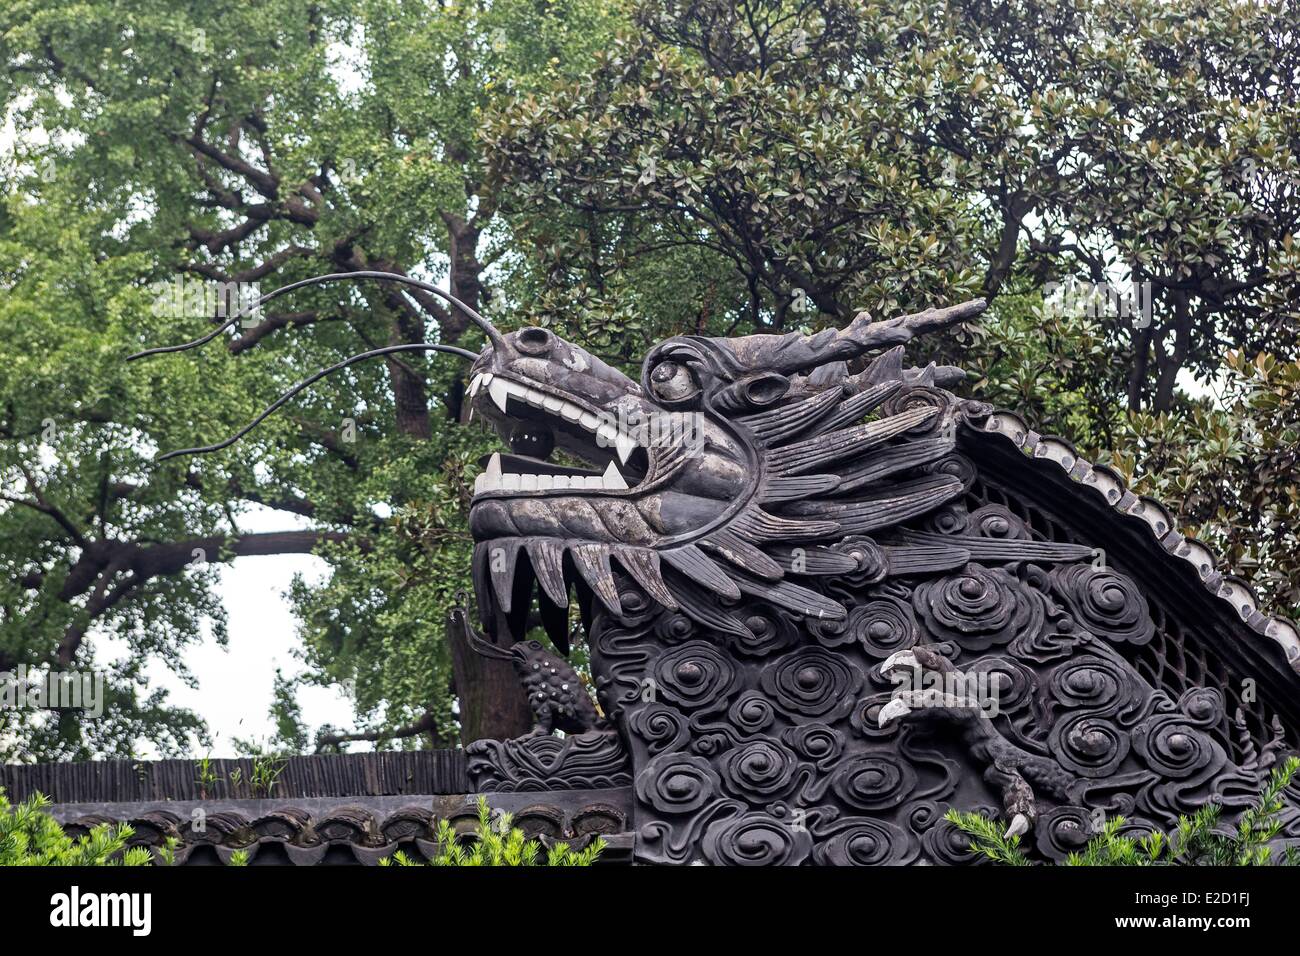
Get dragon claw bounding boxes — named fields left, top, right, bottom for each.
left=1003, top=813, right=1031, bottom=840
left=877, top=696, right=913, bottom=728
left=880, top=649, right=920, bottom=676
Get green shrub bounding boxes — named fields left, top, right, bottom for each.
left=948, top=756, right=1300, bottom=866
left=380, top=796, right=605, bottom=867
left=0, top=788, right=151, bottom=866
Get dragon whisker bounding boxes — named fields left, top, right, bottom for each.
left=153, top=342, right=478, bottom=462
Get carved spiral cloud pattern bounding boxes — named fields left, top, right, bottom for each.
left=913, top=565, right=1045, bottom=652
left=591, top=516, right=1298, bottom=865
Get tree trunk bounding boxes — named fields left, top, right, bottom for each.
left=1128, top=321, right=1154, bottom=412
left=441, top=209, right=533, bottom=743
left=983, top=190, right=1027, bottom=299
left=446, top=611, right=533, bottom=744
left=386, top=306, right=434, bottom=440
left=443, top=212, right=486, bottom=338
left=1152, top=294, right=1193, bottom=412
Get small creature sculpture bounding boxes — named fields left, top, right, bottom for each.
left=451, top=601, right=602, bottom=737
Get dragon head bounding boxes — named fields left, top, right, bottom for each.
left=465, top=300, right=991, bottom=652
left=130, top=271, right=995, bottom=657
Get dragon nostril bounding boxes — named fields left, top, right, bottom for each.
left=516, top=326, right=552, bottom=356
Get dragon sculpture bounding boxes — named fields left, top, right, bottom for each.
left=135, top=273, right=1300, bottom=865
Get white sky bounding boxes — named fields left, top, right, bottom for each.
left=97, top=507, right=358, bottom=758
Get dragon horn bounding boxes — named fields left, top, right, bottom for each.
left=707, top=298, right=987, bottom=377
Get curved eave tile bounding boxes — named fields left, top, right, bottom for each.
left=63, top=797, right=633, bottom=865
left=970, top=409, right=1300, bottom=676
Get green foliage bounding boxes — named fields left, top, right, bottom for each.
left=266, top=668, right=310, bottom=755
left=248, top=754, right=286, bottom=798
left=155, top=836, right=180, bottom=867
left=1163, top=755, right=1300, bottom=866
left=379, top=796, right=605, bottom=867
left=941, top=810, right=1035, bottom=866
left=1105, top=352, right=1300, bottom=613
left=194, top=754, right=219, bottom=800
left=966, top=290, right=1300, bottom=616
left=487, top=0, right=989, bottom=332
left=1061, top=816, right=1175, bottom=867
left=948, top=756, right=1300, bottom=865
left=488, top=0, right=1300, bottom=404
left=0, top=788, right=151, bottom=866
left=963, top=293, right=1123, bottom=452
left=2, top=788, right=276, bottom=867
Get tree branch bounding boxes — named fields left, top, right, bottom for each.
left=314, top=712, right=438, bottom=751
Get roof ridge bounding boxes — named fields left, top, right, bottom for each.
left=972, top=407, right=1300, bottom=677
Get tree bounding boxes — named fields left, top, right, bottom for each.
left=0, top=0, right=621, bottom=759
left=1109, top=350, right=1300, bottom=611
left=3, top=0, right=1297, bottom=762
left=967, top=293, right=1300, bottom=611
left=486, top=0, right=1300, bottom=410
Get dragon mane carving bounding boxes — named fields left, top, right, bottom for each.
left=133, top=272, right=1300, bottom=865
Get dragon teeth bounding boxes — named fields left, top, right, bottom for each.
left=488, top=377, right=511, bottom=413
left=471, top=453, right=631, bottom=496
left=602, top=461, right=628, bottom=490
left=471, top=373, right=645, bottom=482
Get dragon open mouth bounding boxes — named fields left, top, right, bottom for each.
left=467, top=370, right=650, bottom=497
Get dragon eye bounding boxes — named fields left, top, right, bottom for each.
left=649, top=360, right=699, bottom=402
